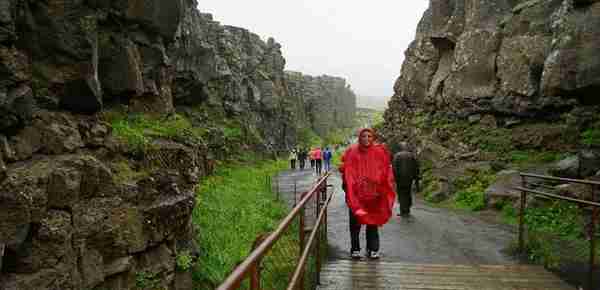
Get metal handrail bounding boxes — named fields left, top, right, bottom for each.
left=517, top=172, right=599, bottom=290
left=217, top=172, right=332, bottom=290
left=520, top=172, right=600, bottom=186
left=287, top=185, right=335, bottom=290
left=514, top=186, right=600, bottom=207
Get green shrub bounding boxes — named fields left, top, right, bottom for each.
left=524, top=201, right=582, bottom=238
left=500, top=201, right=518, bottom=224
left=421, top=171, right=441, bottom=202
left=297, top=127, right=322, bottom=148
left=135, top=271, right=160, bottom=289
left=501, top=200, right=592, bottom=269
left=582, top=123, right=600, bottom=147
left=111, top=119, right=149, bottom=154
left=176, top=251, right=194, bottom=272
left=454, top=188, right=485, bottom=211
left=323, top=128, right=353, bottom=147
left=452, top=170, right=496, bottom=211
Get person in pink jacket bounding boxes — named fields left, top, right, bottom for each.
left=312, top=147, right=323, bottom=175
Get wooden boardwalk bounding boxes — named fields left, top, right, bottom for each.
left=316, top=260, right=575, bottom=290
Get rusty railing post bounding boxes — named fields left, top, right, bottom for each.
left=276, top=175, right=280, bottom=201
left=519, top=175, right=527, bottom=255
left=298, top=192, right=306, bottom=290
left=293, top=179, right=297, bottom=207
left=250, top=234, right=268, bottom=290
left=589, top=185, right=597, bottom=290
left=315, top=182, right=323, bottom=286
left=250, top=261, right=261, bottom=290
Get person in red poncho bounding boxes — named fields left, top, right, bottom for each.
left=339, top=128, right=396, bottom=259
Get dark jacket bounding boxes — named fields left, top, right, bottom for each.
left=392, top=151, right=419, bottom=188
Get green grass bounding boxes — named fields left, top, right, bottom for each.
left=508, top=150, right=568, bottom=167
left=104, top=108, right=259, bottom=160
left=582, top=121, right=600, bottom=147
left=501, top=200, right=595, bottom=268
left=106, top=111, right=206, bottom=154
left=192, top=158, right=290, bottom=288
left=451, top=170, right=496, bottom=211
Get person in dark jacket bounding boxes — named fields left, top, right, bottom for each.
left=392, top=142, right=420, bottom=217
left=298, top=148, right=307, bottom=170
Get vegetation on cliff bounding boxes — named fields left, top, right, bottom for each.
left=384, top=108, right=600, bottom=284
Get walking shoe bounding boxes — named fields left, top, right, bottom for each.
left=368, top=251, right=380, bottom=260
left=350, top=250, right=361, bottom=260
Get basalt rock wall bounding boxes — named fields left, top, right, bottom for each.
left=285, top=71, right=357, bottom=137
left=0, top=0, right=356, bottom=289
left=384, top=0, right=600, bottom=146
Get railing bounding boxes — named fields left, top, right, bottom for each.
left=516, top=173, right=600, bottom=290
left=217, top=172, right=333, bottom=290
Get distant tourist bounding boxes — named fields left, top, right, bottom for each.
left=289, top=149, right=297, bottom=170
left=339, top=128, right=396, bottom=260
left=323, top=147, right=333, bottom=172
left=309, top=148, right=316, bottom=170
left=298, top=148, right=307, bottom=170
left=313, top=147, right=323, bottom=175
left=392, top=142, right=420, bottom=218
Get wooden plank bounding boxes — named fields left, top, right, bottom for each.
left=317, top=261, right=575, bottom=290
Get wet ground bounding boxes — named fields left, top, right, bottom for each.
left=276, top=167, right=517, bottom=265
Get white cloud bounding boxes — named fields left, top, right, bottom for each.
left=197, top=1, right=429, bottom=98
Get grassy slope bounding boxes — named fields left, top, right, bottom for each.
left=192, top=158, right=290, bottom=288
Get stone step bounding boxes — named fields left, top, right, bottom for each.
left=316, top=260, right=575, bottom=290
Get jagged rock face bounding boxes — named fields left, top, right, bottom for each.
left=0, top=1, right=357, bottom=289
left=0, top=141, right=201, bottom=290
left=387, top=0, right=600, bottom=121
left=1, top=0, right=357, bottom=151
left=168, top=8, right=302, bottom=150
left=285, top=72, right=357, bottom=137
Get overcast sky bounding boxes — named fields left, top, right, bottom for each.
left=197, top=1, right=429, bottom=99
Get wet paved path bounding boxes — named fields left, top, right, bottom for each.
left=276, top=168, right=574, bottom=289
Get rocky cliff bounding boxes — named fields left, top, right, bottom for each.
left=382, top=0, right=600, bottom=208
left=387, top=0, right=600, bottom=118
left=381, top=2, right=600, bottom=282
left=383, top=0, right=600, bottom=158
left=285, top=71, right=356, bottom=138
left=0, top=0, right=355, bottom=289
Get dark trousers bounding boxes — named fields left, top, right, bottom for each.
left=397, top=184, right=413, bottom=215
left=315, top=159, right=322, bottom=175
left=290, top=159, right=296, bottom=169
left=310, top=159, right=315, bottom=169
left=349, top=209, right=379, bottom=252
left=299, top=159, right=305, bottom=169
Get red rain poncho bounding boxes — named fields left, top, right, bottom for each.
left=339, top=129, right=396, bottom=225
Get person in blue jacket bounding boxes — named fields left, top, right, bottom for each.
left=323, top=147, right=333, bottom=172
